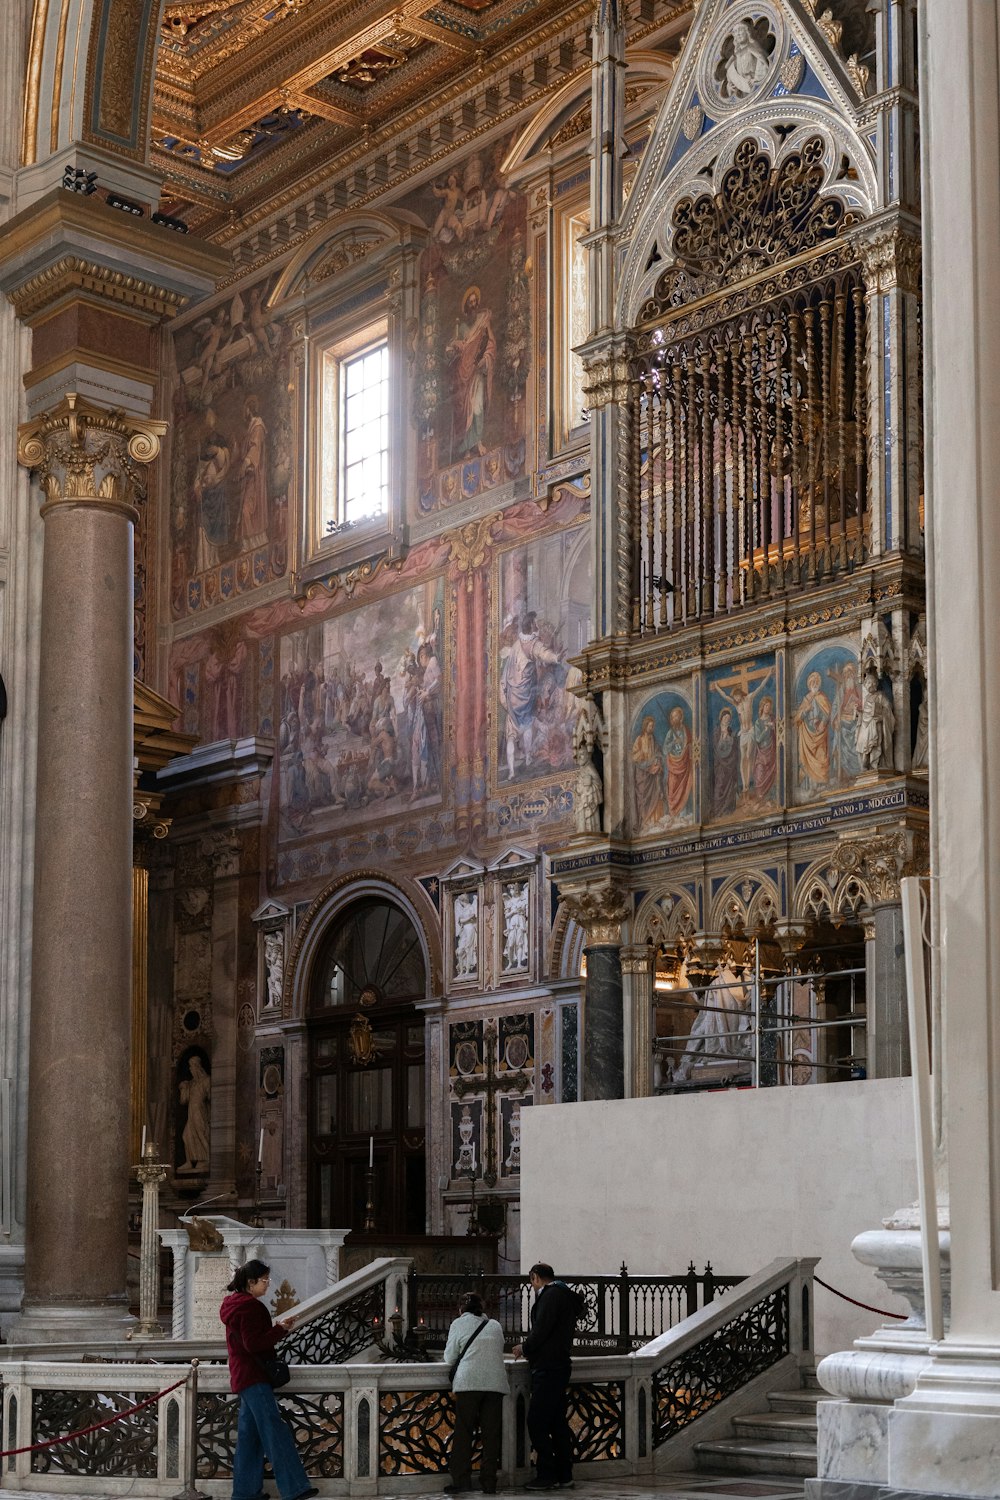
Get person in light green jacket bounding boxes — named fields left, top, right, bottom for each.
left=443, top=1292, right=509, bottom=1495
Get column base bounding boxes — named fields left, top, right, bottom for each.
left=807, top=1483, right=973, bottom=1500
left=6, top=1299, right=136, bottom=1345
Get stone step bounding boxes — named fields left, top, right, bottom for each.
left=693, top=1437, right=818, bottom=1478
left=767, top=1388, right=826, bottom=1413
left=732, top=1411, right=818, bottom=1442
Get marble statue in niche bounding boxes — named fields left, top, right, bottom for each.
left=856, top=665, right=895, bottom=770
left=715, top=18, right=773, bottom=99
left=501, top=882, right=529, bottom=973
left=573, top=733, right=604, bottom=834
left=177, top=1053, right=211, bottom=1174
left=263, top=931, right=284, bottom=1008
left=454, top=891, right=479, bottom=979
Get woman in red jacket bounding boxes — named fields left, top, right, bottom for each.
left=219, top=1259, right=318, bottom=1500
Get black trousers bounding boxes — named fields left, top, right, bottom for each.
left=450, top=1388, right=504, bottom=1490
left=527, top=1364, right=574, bottom=1485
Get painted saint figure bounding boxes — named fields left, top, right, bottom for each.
left=751, top=695, right=778, bottom=801
left=192, top=411, right=231, bottom=573
left=830, top=661, right=863, bottom=781
left=631, top=715, right=664, bottom=830
left=664, top=705, right=694, bottom=820
left=712, top=707, right=739, bottom=818
left=794, top=670, right=833, bottom=790
left=238, top=394, right=269, bottom=552
left=446, top=285, right=496, bottom=460
left=499, top=612, right=562, bottom=780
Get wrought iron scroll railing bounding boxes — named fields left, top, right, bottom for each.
left=629, top=259, right=869, bottom=637
left=0, top=1257, right=815, bottom=1494
left=407, top=1264, right=742, bottom=1352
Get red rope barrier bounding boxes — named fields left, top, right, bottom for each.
left=814, top=1275, right=907, bottom=1320
left=0, top=1375, right=187, bottom=1458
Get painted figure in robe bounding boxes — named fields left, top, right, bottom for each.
left=830, top=661, right=863, bottom=780
left=711, top=677, right=768, bottom=795
left=751, top=695, right=778, bottom=801
left=238, top=394, right=269, bottom=552
left=794, top=670, right=832, bottom=790
left=664, top=706, right=694, bottom=820
left=446, top=285, right=496, bottom=459
left=499, top=612, right=562, bottom=779
left=631, top=715, right=664, bottom=831
left=712, top=707, right=739, bottom=817
left=192, top=411, right=232, bottom=573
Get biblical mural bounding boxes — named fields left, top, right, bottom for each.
left=277, top=578, right=445, bottom=839
left=705, top=655, right=781, bottom=823
left=495, top=525, right=590, bottom=787
left=169, top=274, right=291, bottom=618
left=402, top=138, right=529, bottom=512
left=792, top=642, right=864, bottom=802
left=629, top=687, right=697, bottom=836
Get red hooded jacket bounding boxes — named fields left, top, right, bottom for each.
left=220, top=1290, right=285, bottom=1394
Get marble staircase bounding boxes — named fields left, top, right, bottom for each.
left=691, top=1368, right=821, bottom=1478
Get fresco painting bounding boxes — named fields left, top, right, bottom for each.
left=630, top=687, right=697, bottom=836
left=403, top=139, right=529, bottom=511
left=277, top=580, right=445, bottom=839
left=496, top=526, right=590, bottom=787
left=705, top=655, right=780, bottom=823
left=792, top=643, right=868, bottom=801
left=170, top=274, right=291, bottom=618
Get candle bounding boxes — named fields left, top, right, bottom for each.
left=369, top=1135, right=374, bottom=1168
left=141, top=1126, right=147, bottom=1159
left=258, top=1128, right=264, bottom=1165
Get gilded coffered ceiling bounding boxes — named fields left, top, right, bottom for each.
left=152, top=0, right=695, bottom=240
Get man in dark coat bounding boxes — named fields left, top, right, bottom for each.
left=513, top=1262, right=584, bottom=1491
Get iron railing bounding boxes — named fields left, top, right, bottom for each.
left=0, top=1257, right=816, bottom=1494
left=407, top=1264, right=742, bottom=1353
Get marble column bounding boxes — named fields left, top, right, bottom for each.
left=834, top=828, right=921, bottom=1080
left=12, top=396, right=163, bottom=1343
left=558, top=880, right=631, bottom=1102
left=620, top=944, right=653, bottom=1099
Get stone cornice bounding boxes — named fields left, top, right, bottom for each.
left=0, top=189, right=230, bottom=327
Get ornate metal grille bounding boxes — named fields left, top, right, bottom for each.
left=567, top=1380, right=625, bottom=1461
left=195, top=1390, right=344, bottom=1478
left=31, top=1389, right=158, bottom=1477
left=409, top=1266, right=741, bottom=1352
left=651, top=1283, right=789, bottom=1447
left=378, top=1388, right=457, bottom=1475
left=281, top=1278, right=384, bottom=1363
left=628, top=135, right=869, bottom=636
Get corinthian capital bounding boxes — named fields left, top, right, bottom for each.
left=859, top=225, right=922, bottom=295
left=833, top=827, right=929, bottom=907
left=559, top=879, right=632, bottom=946
left=17, top=393, right=166, bottom=523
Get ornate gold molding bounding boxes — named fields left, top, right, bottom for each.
left=581, top=351, right=632, bottom=410
left=559, top=879, right=632, bottom=947
left=443, top=512, right=503, bottom=591
left=8, top=256, right=189, bottom=325
left=860, top=227, right=922, bottom=296
left=18, top=393, right=166, bottom=523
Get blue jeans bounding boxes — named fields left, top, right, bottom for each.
left=232, top=1382, right=310, bottom=1500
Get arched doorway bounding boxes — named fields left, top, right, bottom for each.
left=308, top=896, right=427, bottom=1234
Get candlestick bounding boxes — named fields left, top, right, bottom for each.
left=369, top=1134, right=374, bottom=1168
left=258, top=1127, right=264, bottom=1164
left=141, top=1125, right=147, bottom=1159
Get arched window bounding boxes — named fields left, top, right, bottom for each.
left=308, top=897, right=427, bottom=1234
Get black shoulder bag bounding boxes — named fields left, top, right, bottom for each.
left=448, top=1316, right=488, bottom=1385
left=259, top=1351, right=291, bottom=1389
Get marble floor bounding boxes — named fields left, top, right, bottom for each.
left=3, top=1479, right=807, bottom=1499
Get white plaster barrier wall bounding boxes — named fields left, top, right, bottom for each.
left=520, top=1077, right=918, bottom=1357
